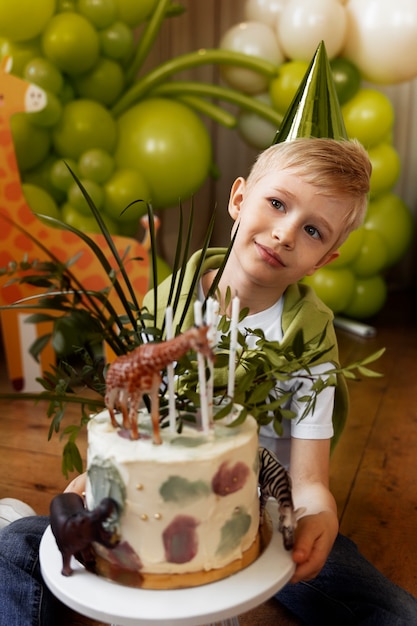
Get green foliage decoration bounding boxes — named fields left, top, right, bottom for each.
left=0, top=170, right=384, bottom=477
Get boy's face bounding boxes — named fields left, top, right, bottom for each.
left=227, top=170, right=344, bottom=291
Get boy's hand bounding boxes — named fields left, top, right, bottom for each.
left=64, top=472, right=87, bottom=497
left=289, top=511, right=338, bottom=583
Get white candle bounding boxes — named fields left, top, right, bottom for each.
left=165, top=306, right=176, bottom=433
left=206, top=298, right=219, bottom=419
left=194, top=300, right=210, bottom=434
left=227, top=296, right=240, bottom=399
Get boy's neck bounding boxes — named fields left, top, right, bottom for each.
left=201, top=269, right=287, bottom=317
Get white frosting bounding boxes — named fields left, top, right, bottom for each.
left=86, top=411, right=260, bottom=574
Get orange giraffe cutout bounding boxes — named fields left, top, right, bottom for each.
left=0, top=56, right=149, bottom=391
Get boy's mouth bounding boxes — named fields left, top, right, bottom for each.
left=255, top=242, right=286, bottom=268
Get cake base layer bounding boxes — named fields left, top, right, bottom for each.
left=84, top=511, right=273, bottom=589
left=86, top=411, right=261, bottom=580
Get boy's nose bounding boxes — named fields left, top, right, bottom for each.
left=272, top=223, right=296, bottom=249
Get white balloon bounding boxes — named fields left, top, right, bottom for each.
left=343, top=0, right=417, bottom=84
left=278, top=0, right=347, bottom=61
left=238, top=92, right=281, bottom=149
left=244, top=0, right=289, bottom=25
left=219, top=21, right=284, bottom=94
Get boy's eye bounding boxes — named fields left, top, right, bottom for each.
left=305, top=225, right=321, bottom=239
left=271, top=198, right=285, bottom=211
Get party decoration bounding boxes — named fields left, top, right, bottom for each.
left=0, top=1, right=55, bottom=42
left=219, top=21, right=284, bottom=94
left=341, top=89, right=394, bottom=148
left=303, top=268, right=356, bottom=314
left=278, top=0, right=347, bottom=62
left=364, top=194, right=414, bottom=267
left=115, top=98, right=212, bottom=209
left=0, top=0, right=285, bottom=237
left=269, top=60, right=309, bottom=115
left=2, top=0, right=415, bottom=321
left=271, top=41, right=348, bottom=143
left=244, top=0, right=289, bottom=25
left=238, top=93, right=282, bottom=149
left=343, top=276, right=387, bottom=320
left=367, top=143, right=401, bottom=197
left=329, top=57, right=361, bottom=106
left=343, top=0, right=417, bottom=85
left=220, top=1, right=415, bottom=319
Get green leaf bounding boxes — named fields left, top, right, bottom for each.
left=62, top=441, right=83, bottom=479
left=356, top=366, right=384, bottom=378
left=29, top=333, right=52, bottom=362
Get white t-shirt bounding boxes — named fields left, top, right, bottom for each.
left=198, top=287, right=335, bottom=465
left=237, top=298, right=334, bottom=441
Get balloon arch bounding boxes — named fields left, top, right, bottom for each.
left=219, top=0, right=416, bottom=319
left=0, top=0, right=415, bottom=320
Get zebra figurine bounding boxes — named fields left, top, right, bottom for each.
left=258, top=446, right=297, bottom=550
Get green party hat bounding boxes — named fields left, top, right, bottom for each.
left=272, top=40, right=347, bottom=144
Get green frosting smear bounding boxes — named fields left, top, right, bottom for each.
left=160, top=475, right=211, bottom=504
left=88, top=458, right=126, bottom=513
left=216, top=509, right=252, bottom=556
left=170, top=436, right=207, bottom=448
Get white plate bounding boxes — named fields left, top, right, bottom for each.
left=40, top=500, right=295, bottom=626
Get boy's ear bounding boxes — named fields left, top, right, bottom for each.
left=305, top=250, right=340, bottom=275
left=228, top=177, right=246, bottom=220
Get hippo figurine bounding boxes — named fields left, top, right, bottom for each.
left=50, top=492, right=120, bottom=576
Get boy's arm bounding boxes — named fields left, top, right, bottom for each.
left=64, top=473, right=87, bottom=497
left=288, top=437, right=339, bottom=583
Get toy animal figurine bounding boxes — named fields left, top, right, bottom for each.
left=258, top=446, right=297, bottom=550
left=105, top=325, right=215, bottom=444
left=50, top=493, right=120, bottom=576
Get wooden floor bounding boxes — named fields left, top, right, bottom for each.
left=0, top=286, right=416, bottom=625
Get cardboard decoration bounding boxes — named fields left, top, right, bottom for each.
left=0, top=56, right=149, bottom=392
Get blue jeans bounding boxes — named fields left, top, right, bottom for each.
left=1, top=518, right=417, bottom=626
left=0, top=516, right=64, bottom=626
left=276, top=534, right=417, bottom=625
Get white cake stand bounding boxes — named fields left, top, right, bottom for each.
left=40, top=500, right=295, bottom=626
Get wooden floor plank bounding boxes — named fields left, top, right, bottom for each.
left=330, top=289, right=417, bottom=598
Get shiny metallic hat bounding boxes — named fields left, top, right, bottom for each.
left=272, top=40, right=348, bottom=144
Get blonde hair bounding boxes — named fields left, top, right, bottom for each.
left=246, top=138, right=372, bottom=247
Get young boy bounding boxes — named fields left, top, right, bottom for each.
left=1, top=137, right=416, bottom=626
left=148, top=137, right=370, bottom=584
left=142, top=136, right=417, bottom=623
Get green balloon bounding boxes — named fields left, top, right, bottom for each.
left=330, top=57, right=361, bottom=106
left=331, top=228, right=365, bottom=268
left=10, top=113, right=51, bottom=171
left=351, top=230, right=389, bottom=277
left=344, top=275, right=387, bottom=320
left=302, top=267, right=355, bottom=314
left=365, top=193, right=413, bottom=266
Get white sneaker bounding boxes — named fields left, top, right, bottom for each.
left=0, top=498, right=37, bottom=529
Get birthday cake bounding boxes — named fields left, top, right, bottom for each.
left=84, top=407, right=263, bottom=588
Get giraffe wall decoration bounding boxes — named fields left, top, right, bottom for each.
left=0, top=56, right=149, bottom=392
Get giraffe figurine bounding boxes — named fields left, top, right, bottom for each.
left=105, top=325, right=215, bottom=444
left=0, top=55, right=149, bottom=391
